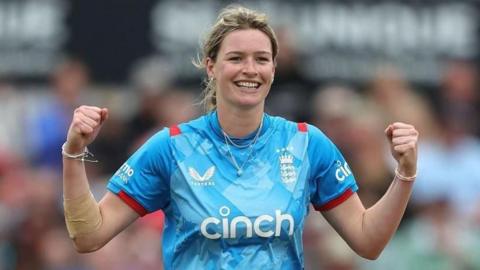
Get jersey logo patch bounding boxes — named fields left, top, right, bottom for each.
left=189, top=166, right=215, bottom=186
left=277, top=147, right=297, bottom=184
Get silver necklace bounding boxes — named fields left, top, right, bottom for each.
left=222, top=119, right=263, bottom=176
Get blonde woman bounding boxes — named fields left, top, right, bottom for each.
left=62, top=5, right=418, bottom=269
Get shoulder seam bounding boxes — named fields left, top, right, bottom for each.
left=297, top=122, right=308, bottom=132
left=169, top=125, right=181, bottom=136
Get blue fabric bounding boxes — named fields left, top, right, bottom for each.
left=107, top=111, right=357, bottom=269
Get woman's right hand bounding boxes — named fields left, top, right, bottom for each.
left=65, top=106, right=109, bottom=154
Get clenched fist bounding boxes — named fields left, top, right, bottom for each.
left=64, top=106, right=108, bottom=154
left=385, top=122, right=418, bottom=178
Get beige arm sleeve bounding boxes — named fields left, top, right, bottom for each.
left=64, top=192, right=102, bottom=239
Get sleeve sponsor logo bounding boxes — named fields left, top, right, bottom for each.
left=114, top=163, right=135, bottom=184
left=335, top=160, right=352, bottom=182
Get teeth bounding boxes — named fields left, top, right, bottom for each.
left=236, top=81, right=259, bottom=88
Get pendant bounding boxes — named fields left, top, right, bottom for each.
left=237, top=169, right=243, bottom=176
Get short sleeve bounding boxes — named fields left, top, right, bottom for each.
left=107, top=128, right=173, bottom=216
left=308, top=125, right=358, bottom=211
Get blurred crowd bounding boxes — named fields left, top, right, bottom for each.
left=1, top=27, right=480, bottom=270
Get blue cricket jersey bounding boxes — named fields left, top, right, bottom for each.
left=107, top=111, right=358, bottom=269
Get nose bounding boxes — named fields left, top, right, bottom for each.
left=242, top=58, right=258, bottom=76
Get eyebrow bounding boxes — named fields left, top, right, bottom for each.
left=225, top=51, right=272, bottom=56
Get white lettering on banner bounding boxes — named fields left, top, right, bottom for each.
left=200, top=206, right=294, bottom=240
left=153, top=1, right=476, bottom=56
left=0, top=0, right=66, bottom=75
left=151, top=1, right=477, bottom=82
left=335, top=161, right=352, bottom=182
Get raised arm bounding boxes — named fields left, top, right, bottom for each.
left=63, top=105, right=139, bottom=253
left=322, top=122, right=418, bottom=260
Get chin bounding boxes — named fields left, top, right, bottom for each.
left=237, top=92, right=263, bottom=103
left=235, top=98, right=264, bottom=108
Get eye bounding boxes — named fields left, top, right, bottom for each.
left=256, top=57, right=270, bottom=64
left=228, top=56, right=241, bottom=62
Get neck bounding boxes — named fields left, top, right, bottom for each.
left=217, top=103, right=264, bottom=138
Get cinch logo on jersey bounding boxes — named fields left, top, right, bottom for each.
left=335, top=160, right=352, bottom=182
left=115, top=163, right=135, bottom=184
left=200, top=206, right=295, bottom=239
left=188, top=166, right=215, bottom=186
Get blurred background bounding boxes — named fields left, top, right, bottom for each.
left=1, top=0, right=480, bottom=269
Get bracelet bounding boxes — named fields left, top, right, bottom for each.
left=394, top=167, right=416, bottom=182
left=61, top=143, right=98, bottom=163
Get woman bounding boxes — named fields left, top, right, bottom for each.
left=62, top=5, right=418, bottom=269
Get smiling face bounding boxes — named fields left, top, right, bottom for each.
left=206, top=29, right=275, bottom=110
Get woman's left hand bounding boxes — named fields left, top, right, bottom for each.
left=385, top=122, right=419, bottom=177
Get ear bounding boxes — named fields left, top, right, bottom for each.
left=206, top=57, right=215, bottom=79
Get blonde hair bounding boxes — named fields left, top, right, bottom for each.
left=193, top=5, right=279, bottom=111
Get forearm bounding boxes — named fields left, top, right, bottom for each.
left=361, top=176, right=414, bottom=256
left=63, top=156, right=91, bottom=199
left=63, top=153, right=104, bottom=247
left=63, top=156, right=139, bottom=253
left=62, top=143, right=104, bottom=244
